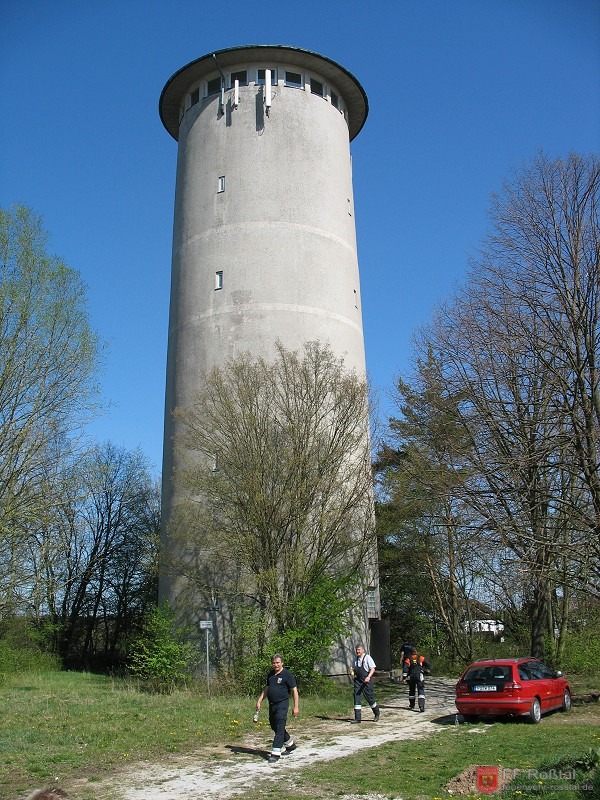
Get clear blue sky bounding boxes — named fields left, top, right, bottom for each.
left=1, top=0, right=599, bottom=477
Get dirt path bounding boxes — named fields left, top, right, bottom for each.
left=89, top=679, right=459, bottom=800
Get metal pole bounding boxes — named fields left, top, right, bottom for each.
left=206, top=627, right=210, bottom=694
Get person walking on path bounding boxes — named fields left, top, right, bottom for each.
left=351, top=644, right=380, bottom=723
left=400, top=641, right=413, bottom=666
left=402, top=646, right=431, bottom=712
left=255, top=654, right=299, bottom=764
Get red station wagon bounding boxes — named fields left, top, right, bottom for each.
left=455, top=657, right=571, bottom=723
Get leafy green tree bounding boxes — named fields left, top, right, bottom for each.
left=269, top=575, right=354, bottom=690
left=0, top=205, right=102, bottom=614
left=376, top=351, right=479, bottom=663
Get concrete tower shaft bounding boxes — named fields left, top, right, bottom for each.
left=159, top=46, right=374, bottom=624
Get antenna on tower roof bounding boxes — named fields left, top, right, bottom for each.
left=212, top=53, right=226, bottom=114
left=211, top=53, right=226, bottom=83
left=265, top=69, right=272, bottom=116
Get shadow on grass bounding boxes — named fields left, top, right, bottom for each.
left=430, top=713, right=461, bottom=726
left=226, top=744, right=270, bottom=760
left=450, top=705, right=581, bottom=726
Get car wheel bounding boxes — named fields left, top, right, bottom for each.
left=562, top=689, right=571, bottom=712
left=529, top=697, right=542, bottom=723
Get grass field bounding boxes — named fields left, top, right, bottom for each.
left=1, top=671, right=599, bottom=800
left=279, top=705, right=600, bottom=800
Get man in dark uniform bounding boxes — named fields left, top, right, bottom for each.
left=402, top=646, right=431, bottom=712
left=400, top=641, right=413, bottom=666
left=351, top=644, right=380, bottom=723
left=255, top=654, right=299, bottom=764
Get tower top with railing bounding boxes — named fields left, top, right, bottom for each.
left=159, top=44, right=368, bottom=141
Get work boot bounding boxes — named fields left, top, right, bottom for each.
left=267, top=755, right=280, bottom=764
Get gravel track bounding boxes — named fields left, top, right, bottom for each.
left=88, top=679, right=458, bottom=800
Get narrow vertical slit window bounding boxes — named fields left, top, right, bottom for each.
left=215, top=271, right=223, bottom=290
left=190, top=87, right=200, bottom=106
left=330, top=90, right=340, bottom=109
left=367, top=588, right=378, bottom=617
left=218, top=176, right=225, bottom=193
left=354, top=289, right=358, bottom=309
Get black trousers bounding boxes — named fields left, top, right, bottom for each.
left=407, top=677, right=425, bottom=711
left=268, top=700, right=292, bottom=755
left=353, top=679, right=378, bottom=720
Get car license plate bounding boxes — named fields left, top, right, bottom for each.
left=473, top=685, right=497, bottom=692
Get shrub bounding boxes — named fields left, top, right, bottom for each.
left=269, top=576, right=353, bottom=691
left=128, top=600, right=198, bottom=692
left=0, top=639, right=60, bottom=674
left=560, top=629, right=600, bottom=675
left=0, top=618, right=61, bottom=675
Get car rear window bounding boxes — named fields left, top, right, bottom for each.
left=463, top=665, right=512, bottom=682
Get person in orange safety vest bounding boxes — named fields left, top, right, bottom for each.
left=402, top=646, right=431, bottom=712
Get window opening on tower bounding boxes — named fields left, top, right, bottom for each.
left=284, top=70, right=303, bottom=88
left=218, top=176, right=225, bottom=193
left=206, top=76, right=222, bottom=96
left=367, top=588, right=378, bottom=618
left=257, top=68, right=277, bottom=85
left=215, top=271, right=223, bottom=290
left=229, top=70, right=248, bottom=88
left=310, top=78, right=324, bottom=97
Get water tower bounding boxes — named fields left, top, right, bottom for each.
left=159, top=45, right=384, bottom=671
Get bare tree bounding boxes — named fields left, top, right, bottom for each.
left=483, top=153, right=600, bottom=585
left=169, top=341, right=376, bottom=664
left=379, top=153, right=599, bottom=662
left=422, top=153, right=599, bottom=659
left=31, top=443, right=159, bottom=668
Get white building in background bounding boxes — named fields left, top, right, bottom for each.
left=158, top=45, right=384, bottom=672
left=463, top=619, right=505, bottom=635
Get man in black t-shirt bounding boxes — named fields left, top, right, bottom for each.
left=255, top=654, right=299, bottom=764
left=400, top=641, right=414, bottom=666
